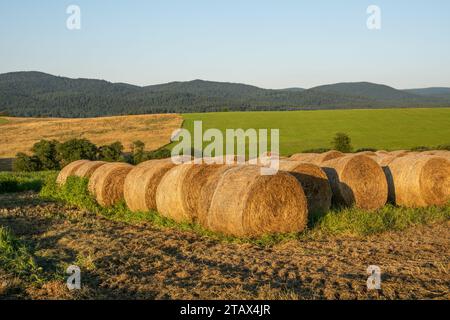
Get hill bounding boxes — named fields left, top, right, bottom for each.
left=0, top=72, right=449, bottom=117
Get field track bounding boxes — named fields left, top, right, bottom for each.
left=1, top=192, right=448, bottom=300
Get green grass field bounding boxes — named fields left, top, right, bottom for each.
left=181, top=108, right=450, bottom=155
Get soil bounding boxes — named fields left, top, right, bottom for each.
left=0, top=192, right=449, bottom=300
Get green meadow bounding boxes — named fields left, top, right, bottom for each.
left=181, top=108, right=450, bottom=155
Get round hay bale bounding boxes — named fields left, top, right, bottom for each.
left=73, top=161, right=107, bottom=179
left=182, top=164, right=236, bottom=226
left=88, top=162, right=134, bottom=207
left=155, top=163, right=196, bottom=223
left=321, top=155, right=388, bottom=210
left=56, top=160, right=91, bottom=185
left=291, top=151, right=344, bottom=165
left=356, top=151, right=377, bottom=156
left=383, top=155, right=450, bottom=207
left=421, top=150, right=450, bottom=159
left=279, top=160, right=332, bottom=216
left=207, top=165, right=308, bottom=237
left=389, top=150, right=409, bottom=157
left=289, top=153, right=318, bottom=162
left=124, top=159, right=176, bottom=212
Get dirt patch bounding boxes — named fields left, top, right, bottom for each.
left=0, top=192, right=449, bottom=300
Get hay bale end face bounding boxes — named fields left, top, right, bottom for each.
left=88, top=162, right=134, bottom=207
left=73, top=161, right=107, bottom=179
left=384, top=155, right=450, bottom=207
left=207, top=165, right=308, bottom=237
left=155, top=163, right=196, bottom=223
left=124, top=159, right=176, bottom=212
left=279, top=160, right=332, bottom=216
left=321, top=155, right=388, bottom=210
left=56, top=160, right=91, bottom=185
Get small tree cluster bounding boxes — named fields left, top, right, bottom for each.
left=13, top=138, right=125, bottom=172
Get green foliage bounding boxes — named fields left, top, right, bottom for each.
left=410, top=146, right=432, bottom=152
left=131, top=140, right=145, bottom=164
left=356, top=147, right=377, bottom=152
left=31, top=139, right=60, bottom=170
left=56, top=139, right=98, bottom=166
left=0, top=226, right=43, bottom=282
left=0, top=171, right=56, bottom=193
left=143, top=148, right=171, bottom=161
left=98, top=141, right=124, bottom=162
left=301, top=148, right=331, bottom=153
left=437, top=144, right=450, bottom=151
left=332, top=132, right=353, bottom=153
left=13, top=153, right=41, bottom=172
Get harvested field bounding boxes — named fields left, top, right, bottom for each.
left=0, top=114, right=182, bottom=158
left=0, top=192, right=449, bottom=300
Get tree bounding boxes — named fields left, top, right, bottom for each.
left=56, top=139, right=97, bottom=166
left=13, top=153, right=41, bottom=172
left=31, top=139, right=60, bottom=170
left=332, top=133, right=353, bottom=153
left=98, top=141, right=124, bottom=162
left=131, top=140, right=145, bottom=164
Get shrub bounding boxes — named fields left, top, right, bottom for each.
left=13, top=153, right=41, bottom=172
left=131, top=140, right=145, bottom=164
left=356, top=147, right=377, bottom=152
left=31, top=140, right=60, bottom=170
left=98, top=141, right=124, bottom=162
left=331, top=133, right=353, bottom=153
left=410, top=146, right=431, bottom=152
left=301, top=148, right=331, bottom=153
left=437, top=144, right=450, bottom=151
left=144, top=148, right=171, bottom=160
left=56, top=139, right=97, bottom=166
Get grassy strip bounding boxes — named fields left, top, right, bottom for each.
left=39, top=175, right=450, bottom=245
left=0, top=171, right=57, bottom=193
left=0, top=226, right=44, bottom=283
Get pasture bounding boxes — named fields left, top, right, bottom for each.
left=181, top=108, right=450, bottom=155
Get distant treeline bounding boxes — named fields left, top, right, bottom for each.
left=13, top=138, right=171, bottom=172
left=1, top=72, right=449, bottom=118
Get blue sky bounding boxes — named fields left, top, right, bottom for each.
left=1, top=0, right=449, bottom=89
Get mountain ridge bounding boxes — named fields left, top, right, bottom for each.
left=0, top=71, right=449, bottom=118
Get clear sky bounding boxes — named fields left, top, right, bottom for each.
left=1, top=0, right=449, bottom=89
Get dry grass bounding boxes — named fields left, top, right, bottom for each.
left=0, top=114, right=183, bottom=157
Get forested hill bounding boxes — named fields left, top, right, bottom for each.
left=1, top=71, right=449, bottom=118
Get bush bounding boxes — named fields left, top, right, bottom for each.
left=131, top=140, right=145, bottom=164
left=13, top=153, right=41, bottom=172
left=410, top=146, right=431, bottom=152
left=331, top=133, right=353, bottom=153
left=356, top=148, right=377, bottom=152
left=437, top=144, right=450, bottom=151
left=0, top=171, right=56, bottom=193
left=31, top=140, right=60, bottom=170
left=98, top=141, right=124, bottom=162
left=301, top=148, right=331, bottom=153
left=56, top=139, right=98, bottom=166
left=144, top=148, right=171, bottom=160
